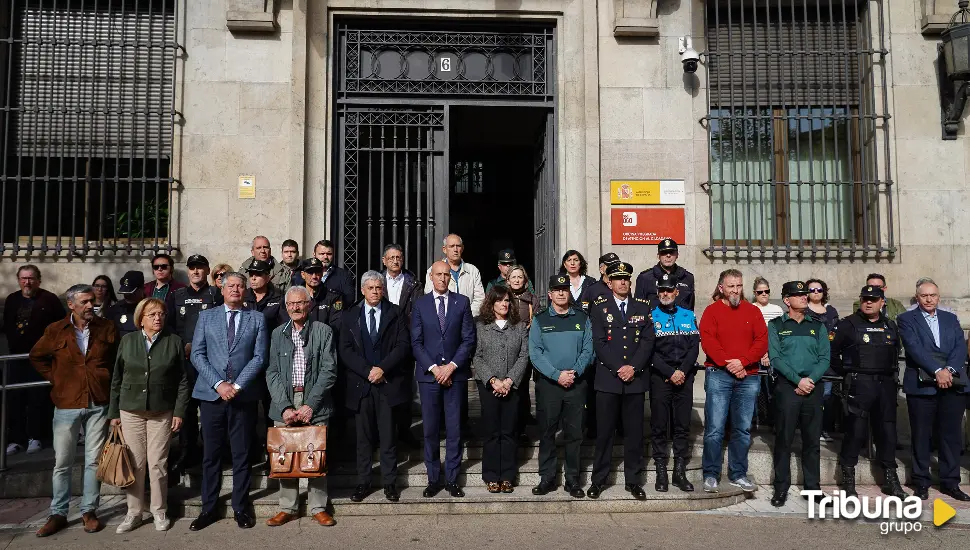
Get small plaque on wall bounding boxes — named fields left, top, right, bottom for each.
left=238, top=175, right=256, bottom=199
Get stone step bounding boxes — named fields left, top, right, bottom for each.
left=167, top=484, right=747, bottom=518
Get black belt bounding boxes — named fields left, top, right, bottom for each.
left=848, top=372, right=894, bottom=381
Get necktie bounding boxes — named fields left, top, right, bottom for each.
left=437, top=296, right=446, bottom=332
left=227, top=310, right=238, bottom=380
left=620, top=301, right=627, bottom=321
left=369, top=307, right=378, bottom=340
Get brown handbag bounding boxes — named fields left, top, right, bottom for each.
left=96, top=424, right=136, bottom=488
left=266, top=425, right=328, bottom=479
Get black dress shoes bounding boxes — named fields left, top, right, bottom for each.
left=940, top=485, right=970, bottom=501
left=625, top=483, right=647, bottom=500
left=564, top=481, right=585, bottom=499
left=351, top=484, right=371, bottom=502
left=189, top=511, right=218, bottom=531
left=770, top=491, right=787, bottom=507
left=532, top=479, right=555, bottom=496
left=446, top=483, right=465, bottom=498
left=914, top=486, right=929, bottom=500
left=586, top=484, right=603, bottom=499
left=384, top=484, right=400, bottom=502
left=423, top=483, right=444, bottom=498
left=234, top=511, right=255, bottom=529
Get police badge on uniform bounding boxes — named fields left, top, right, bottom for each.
left=201, top=304, right=207, bottom=310
left=180, top=306, right=186, bottom=316
left=606, top=314, right=613, bottom=323
left=863, top=334, right=870, bottom=343
left=120, top=314, right=127, bottom=324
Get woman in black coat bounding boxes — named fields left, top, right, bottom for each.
left=559, top=250, right=597, bottom=305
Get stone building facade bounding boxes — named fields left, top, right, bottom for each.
left=0, top=0, right=966, bottom=319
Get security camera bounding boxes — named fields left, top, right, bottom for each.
left=679, top=37, right=699, bottom=74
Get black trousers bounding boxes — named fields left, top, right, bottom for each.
left=592, top=391, right=645, bottom=486
left=535, top=377, right=586, bottom=485
left=355, top=389, right=398, bottom=485
left=199, top=399, right=257, bottom=515
left=649, top=372, right=694, bottom=462
left=908, top=390, right=965, bottom=489
left=772, top=379, right=823, bottom=493
left=839, top=375, right=897, bottom=469
left=6, top=359, right=53, bottom=445
left=477, top=382, right=519, bottom=483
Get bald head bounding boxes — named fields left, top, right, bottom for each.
left=430, top=261, right=451, bottom=294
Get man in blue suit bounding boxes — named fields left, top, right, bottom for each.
left=897, top=277, right=970, bottom=501
left=411, top=260, right=476, bottom=498
left=188, top=272, right=268, bottom=530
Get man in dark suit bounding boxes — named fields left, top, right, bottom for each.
left=586, top=262, right=655, bottom=500
left=339, top=270, right=411, bottom=503
left=188, top=272, right=268, bottom=530
left=381, top=243, right=422, bottom=447
left=898, top=277, right=970, bottom=501
left=411, top=260, right=476, bottom=498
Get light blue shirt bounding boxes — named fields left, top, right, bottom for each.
left=142, top=330, right=160, bottom=354
left=364, top=302, right=382, bottom=333
left=921, top=309, right=941, bottom=348
left=71, top=315, right=90, bottom=356
left=214, top=304, right=243, bottom=391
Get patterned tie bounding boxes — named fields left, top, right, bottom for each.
left=437, top=296, right=446, bottom=332
left=620, top=301, right=627, bottom=321
left=369, top=307, right=378, bottom=340
left=226, top=310, right=238, bottom=381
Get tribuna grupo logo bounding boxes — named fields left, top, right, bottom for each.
left=802, top=490, right=957, bottom=535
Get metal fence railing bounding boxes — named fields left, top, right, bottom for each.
left=0, top=353, right=49, bottom=471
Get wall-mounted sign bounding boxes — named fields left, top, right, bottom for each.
left=611, top=207, right=685, bottom=245
left=238, top=175, right=256, bottom=199
left=610, top=179, right=685, bottom=205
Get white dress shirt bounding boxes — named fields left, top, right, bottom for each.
left=71, top=314, right=90, bottom=356
left=613, top=295, right=629, bottom=315
left=385, top=271, right=405, bottom=305
left=364, top=302, right=382, bottom=333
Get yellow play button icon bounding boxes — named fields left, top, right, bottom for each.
left=934, top=498, right=956, bottom=527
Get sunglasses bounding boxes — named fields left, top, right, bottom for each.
left=152, top=264, right=171, bottom=271
left=860, top=297, right=881, bottom=303
left=755, top=289, right=770, bottom=295
left=214, top=273, right=226, bottom=279
left=808, top=288, right=824, bottom=294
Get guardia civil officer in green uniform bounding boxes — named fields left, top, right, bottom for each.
left=586, top=262, right=655, bottom=500
left=767, top=281, right=830, bottom=507
left=830, top=285, right=906, bottom=498
left=529, top=275, right=594, bottom=499
left=485, top=249, right=534, bottom=293
left=105, top=270, right=145, bottom=337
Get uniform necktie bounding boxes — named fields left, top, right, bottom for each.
left=227, top=310, right=238, bottom=381
left=620, top=301, right=627, bottom=321
left=437, top=296, right=446, bottom=332
left=369, top=307, right=378, bottom=340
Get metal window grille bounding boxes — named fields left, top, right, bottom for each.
left=0, top=0, right=180, bottom=256
left=702, top=0, right=894, bottom=260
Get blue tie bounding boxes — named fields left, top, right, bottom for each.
left=620, top=301, right=627, bottom=321
left=437, top=296, right=446, bottom=332
left=227, top=310, right=238, bottom=381
left=369, top=307, right=378, bottom=340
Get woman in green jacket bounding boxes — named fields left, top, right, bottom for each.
left=108, top=297, right=189, bottom=534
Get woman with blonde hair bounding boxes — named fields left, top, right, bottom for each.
left=108, top=298, right=188, bottom=533
left=211, top=263, right=232, bottom=290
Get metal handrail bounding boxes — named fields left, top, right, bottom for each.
left=0, top=353, right=50, bottom=472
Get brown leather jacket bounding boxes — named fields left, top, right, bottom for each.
left=29, top=315, right=119, bottom=409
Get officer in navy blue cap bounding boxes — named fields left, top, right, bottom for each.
left=634, top=239, right=695, bottom=311
left=586, top=261, right=655, bottom=501
left=829, top=284, right=906, bottom=499
left=104, top=270, right=145, bottom=337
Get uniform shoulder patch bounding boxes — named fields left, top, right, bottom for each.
left=635, top=297, right=649, bottom=304
left=593, top=297, right=607, bottom=304
left=333, top=300, right=342, bottom=311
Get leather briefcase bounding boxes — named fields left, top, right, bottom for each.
left=266, top=425, right=328, bottom=479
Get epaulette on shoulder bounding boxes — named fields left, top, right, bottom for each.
left=534, top=307, right=549, bottom=316
left=635, top=297, right=649, bottom=304
left=593, top=296, right=607, bottom=304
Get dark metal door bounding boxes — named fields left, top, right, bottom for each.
left=532, top=111, right=557, bottom=302
left=336, top=106, right=446, bottom=280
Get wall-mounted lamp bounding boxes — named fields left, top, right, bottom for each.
left=939, top=1, right=970, bottom=140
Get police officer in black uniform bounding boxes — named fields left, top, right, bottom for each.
left=578, top=252, right=621, bottom=439
left=633, top=239, right=696, bottom=310
left=167, top=254, right=223, bottom=478
left=831, top=285, right=907, bottom=498
left=243, top=259, right=283, bottom=331
left=104, top=270, right=145, bottom=337
left=586, top=262, right=655, bottom=500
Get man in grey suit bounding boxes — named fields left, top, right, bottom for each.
left=188, top=272, right=268, bottom=531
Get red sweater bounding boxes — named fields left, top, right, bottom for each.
left=700, top=300, right=769, bottom=375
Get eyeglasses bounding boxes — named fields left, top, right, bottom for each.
left=93, top=284, right=109, bottom=290
left=755, top=290, right=770, bottom=295
left=286, top=300, right=311, bottom=307
left=152, top=264, right=171, bottom=271
left=808, top=288, right=824, bottom=294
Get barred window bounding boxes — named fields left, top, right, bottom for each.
left=703, top=1, right=893, bottom=259
left=0, top=0, right=179, bottom=256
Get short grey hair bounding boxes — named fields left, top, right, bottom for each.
left=66, top=284, right=94, bottom=303
left=442, top=234, right=463, bottom=247
left=915, top=277, right=938, bottom=292
left=251, top=235, right=270, bottom=247
left=383, top=243, right=403, bottom=257
left=360, top=270, right=384, bottom=289
left=222, top=271, right=246, bottom=286
left=285, top=285, right=312, bottom=302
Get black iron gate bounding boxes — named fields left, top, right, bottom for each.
left=334, top=20, right=556, bottom=283
left=532, top=112, right=556, bottom=301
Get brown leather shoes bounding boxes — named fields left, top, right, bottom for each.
left=36, top=515, right=67, bottom=537
left=312, top=511, right=336, bottom=526
left=266, top=512, right=298, bottom=527
left=81, top=512, right=104, bottom=533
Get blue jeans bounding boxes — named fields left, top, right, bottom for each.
left=702, top=368, right=760, bottom=481
left=51, top=404, right=109, bottom=517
